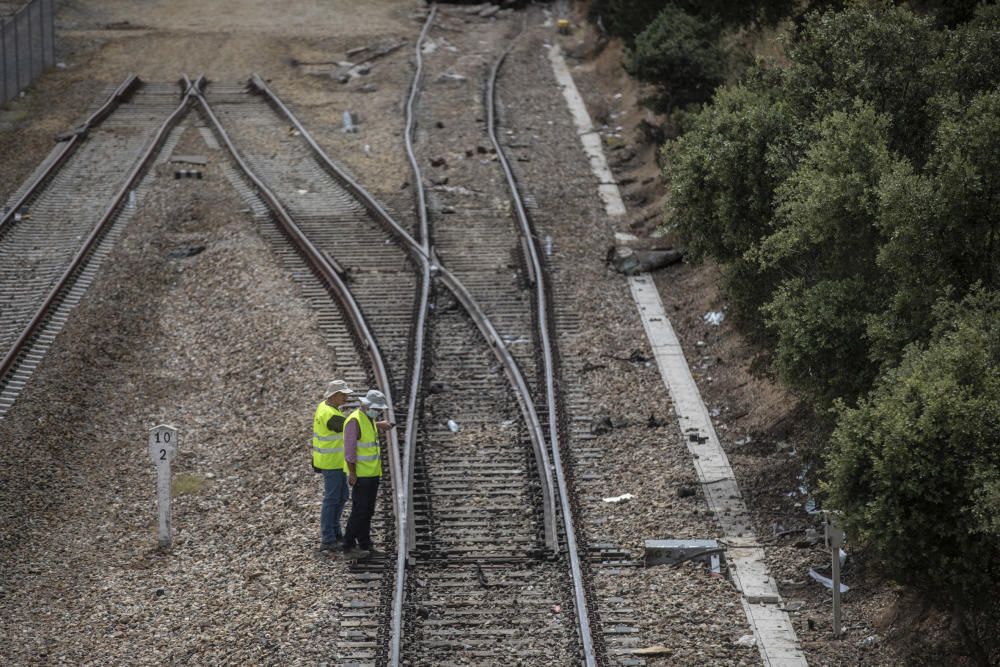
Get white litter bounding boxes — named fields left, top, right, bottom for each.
left=808, top=568, right=850, bottom=593
left=447, top=419, right=460, bottom=433
left=342, top=110, right=357, bottom=133
left=602, top=493, right=634, bottom=503
left=296, top=189, right=309, bottom=195
left=545, top=235, right=553, bottom=256
left=703, top=311, right=725, bottom=326
left=735, top=634, right=756, bottom=648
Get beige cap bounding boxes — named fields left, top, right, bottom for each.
left=323, top=379, right=354, bottom=399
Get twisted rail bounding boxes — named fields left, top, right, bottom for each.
left=487, top=33, right=599, bottom=666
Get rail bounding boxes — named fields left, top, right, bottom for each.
left=0, top=76, right=200, bottom=386
left=1, top=73, right=140, bottom=238
left=486, top=33, right=599, bottom=666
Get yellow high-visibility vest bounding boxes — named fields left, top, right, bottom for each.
left=312, top=402, right=346, bottom=470
left=344, top=409, right=382, bottom=478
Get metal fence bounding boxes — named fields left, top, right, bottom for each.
left=1, top=0, right=55, bottom=106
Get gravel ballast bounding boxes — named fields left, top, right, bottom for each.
left=0, top=124, right=358, bottom=664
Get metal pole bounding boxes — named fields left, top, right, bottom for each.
left=13, top=7, right=20, bottom=95
left=1, top=19, right=7, bottom=105
left=826, top=518, right=845, bottom=638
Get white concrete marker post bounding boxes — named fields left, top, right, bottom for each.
left=826, top=519, right=846, bottom=638
left=148, top=424, right=179, bottom=548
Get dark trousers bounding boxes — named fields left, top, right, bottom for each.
left=343, top=476, right=380, bottom=549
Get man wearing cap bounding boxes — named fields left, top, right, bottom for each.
left=312, top=380, right=354, bottom=552
left=341, top=389, right=393, bottom=560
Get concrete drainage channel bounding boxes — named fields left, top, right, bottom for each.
left=546, top=41, right=808, bottom=667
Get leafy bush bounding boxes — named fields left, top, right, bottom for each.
left=870, top=87, right=1000, bottom=365
left=627, top=6, right=728, bottom=112
left=663, top=75, right=795, bottom=262
left=589, top=0, right=669, bottom=45
left=782, top=0, right=941, bottom=160
left=825, top=288, right=1000, bottom=612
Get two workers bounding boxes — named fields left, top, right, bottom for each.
left=311, top=380, right=393, bottom=559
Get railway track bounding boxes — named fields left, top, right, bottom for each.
left=0, top=76, right=199, bottom=419
left=1, top=18, right=605, bottom=664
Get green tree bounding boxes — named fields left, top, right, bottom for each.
left=783, top=0, right=941, bottom=160
left=627, top=5, right=728, bottom=112
left=825, top=288, right=1000, bottom=660
left=870, top=87, right=1000, bottom=365
left=756, top=104, right=893, bottom=405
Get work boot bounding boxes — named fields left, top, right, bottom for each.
left=342, top=546, right=370, bottom=560
left=319, top=541, right=341, bottom=553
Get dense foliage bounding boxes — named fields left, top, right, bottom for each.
left=625, top=6, right=727, bottom=112
left=657, top=0, right=1000, bottom=646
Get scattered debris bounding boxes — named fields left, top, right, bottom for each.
left=858, top=635, right=879, bottom=649
left=602, top=493, right=634, bottom=504
left=551, top=604, right=561, bottom=613
left=544, top=235, right=552, bottom=256
left=631, top=646, right=671, bottom=656
left=169, top=154, right=208, bottom=166
left=703, top=311, right=725, bottom=326
left=342, top=111, right=358, bottom=133
left=438, top=71, right=467, bottom=83
left=167, top=246, right=206, bottom=259
left=735, top=634, right=756, bottom=648
left=446, top=419, right=460, bottom=433
left=808, top=568, right=850, bottom=593
left=782, top=600, right=806, bottom=612
left=644, top=539, right=724, bottom=568
left=430, top=156, right=448, bottom=168
left=607, top=237, right=684, bottom=276
left=358, top=83, right=377, bottom=94
left=590, top=416, right=613, bottom=435
left=676, top=486, right=696, bottom=498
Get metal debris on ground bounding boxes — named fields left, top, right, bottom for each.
left=808, top=568, right=850, bottom=593
left=342, top=111, right=358, bottom=133
left=703, top=311, right=725, bottom=326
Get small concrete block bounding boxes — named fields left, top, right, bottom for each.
left=644, top=539, right=722, bottom=567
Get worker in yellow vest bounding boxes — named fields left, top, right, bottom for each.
left=341, top=389, right=394, bottom=560
left=313, top=380, right=354, bottom=552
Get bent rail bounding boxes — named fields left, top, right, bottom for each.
left=487, top=35, right=599, bottom=667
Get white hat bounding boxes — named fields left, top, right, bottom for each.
left=359, top=389, right=388, bottom=410
left=323, top=379, right=354, bottom=399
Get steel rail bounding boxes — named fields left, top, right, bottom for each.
left=187, top=75, right=409, bottom=667
left=0, top=74, right=141, bottom=239
left=245, top=73, right=420, bottom=665
left=399, top=2, right=436, bottom=557
left=396, top=7, right=559, bottom=554
left=245, top=70, right=559, bottom=555
left=0, top=76, right=202, bottom=387
left=486, top=34, right=599, bottom=667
